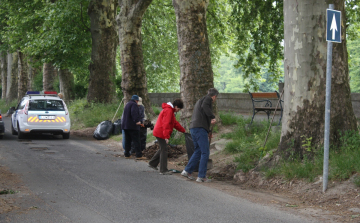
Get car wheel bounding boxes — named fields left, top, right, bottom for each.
left=17, top=123, right=24, bottom=139
left=63, top=132, right=70, bottom=139
left=0, top=135, right=3, bottom=139
left=11, top=120, right=18, bottom=135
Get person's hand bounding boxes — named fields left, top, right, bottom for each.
left=211, top=119, right=216, bottom=124
left=165, top=139, right=169, bottom=144
left=140, top=124, right=145, bottom=128
left=136, top=122, right=141, bottom=125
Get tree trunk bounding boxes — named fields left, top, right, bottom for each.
left=6, top=52, right=18, bottom=102
left=18, top=51, right=28, bottom=100
left=0, top=51, right=7, bottom=100
left=87, top=0, right=118, bottom=104
left=117, top=0, right=155, bottom=118
left=279, top=0, right=356, bottom=158
left=27, top=58, right=37, bottom=91
left=43, top=63, right=57, bottom=92
left=58, top=68, right=74, bottom=103
left=173, top=0, right=216, bottom=130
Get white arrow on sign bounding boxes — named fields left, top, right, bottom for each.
left=330, top=14, right=338, bottom=40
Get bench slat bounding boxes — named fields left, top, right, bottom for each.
left=254, top=107, right=282, bottom=111
left=251, top=92, right=278, bottom=99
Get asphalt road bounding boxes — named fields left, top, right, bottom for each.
left=0, top=117, right=317, bottom=223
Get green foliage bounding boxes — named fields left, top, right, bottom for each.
left=68, top=99, right=124, bottom=130
left=146, top=134, right=156, bottom=143
left=228, top=0, right=359, bottom=91
left=169, top=130, right=185, bottom=145
left=141, top=0, right=233, bottom=93
left=349, top=38, right=360, bottom=92
left=0, top=99, right=18, bottom=114
left=142, top=0, right=180, bottom=93
left=229, top=0, right=283, bottom=91
left=152, top=105, right=160, bottom=115
left=265, top=128, right=360, bottom=186
left=301, top=136, right=313, bottom=152
left=0, top=0, right=91, bottom=96
left=279, top=158, right=322, bottom=182
left=0, top=189, right=16, bottom=195
left=220, top=112, right=238, bottom=125
left=220, top=113, right=281, bottom=172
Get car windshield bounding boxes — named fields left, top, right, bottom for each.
left=28, top=100, right=65, bottom=111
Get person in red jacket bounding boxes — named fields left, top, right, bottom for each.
left=148, top=99, right=186, bottom=175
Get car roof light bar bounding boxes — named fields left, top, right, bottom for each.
left=26, top=91, right=40, bottom=94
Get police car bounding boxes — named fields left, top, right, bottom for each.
left=11, top=91, right=71, bottom=139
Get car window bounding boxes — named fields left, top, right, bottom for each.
left=28, top=100, right=65, bottom=111
left=17, top=99, right=27, bottom=110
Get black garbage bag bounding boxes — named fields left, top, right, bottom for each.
left=185, top=133, right=199, bottom=172
left=112, top=119, right=122, bottom=135
left=93, top=120, right=113, bottom=140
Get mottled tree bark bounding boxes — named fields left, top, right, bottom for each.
left=173, top=0, right=216, bottom=130
left=6, top=52, right=18, bottom=102
left=18, top=51, right=28, bottom=100
left=43, top=63, right=57, bottom=92
left=117, top=0, right=155, bottom=118
left=87, top=0, right=118, bottom=103
left=280, top=0, right=356, bottom=157
left=0, top=51, right=7, bottom=99
left=58, top=69, right=74, bottom=103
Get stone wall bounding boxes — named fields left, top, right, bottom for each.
left=149, top=92, right=360, bottom=118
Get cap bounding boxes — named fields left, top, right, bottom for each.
left=131, top=95, right=139, bottom=101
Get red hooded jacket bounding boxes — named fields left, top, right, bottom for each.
left=153, top=103, right=186, bottom=139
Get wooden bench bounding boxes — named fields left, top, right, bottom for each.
left=248, top=91, right=283, bottom=126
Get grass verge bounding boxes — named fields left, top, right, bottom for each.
left=68, top=99, right=124, bottom=130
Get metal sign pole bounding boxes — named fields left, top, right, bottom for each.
left=323, top=3, right=335, bottom=193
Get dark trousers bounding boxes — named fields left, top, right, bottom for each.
left=124, top=129, right=142, bottom=158
left=148, top=137, right=168, bottom=173
left=131, top=127, right=147, bottom=153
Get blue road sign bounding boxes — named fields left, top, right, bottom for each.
left=326, top=9, right=341, bottom=43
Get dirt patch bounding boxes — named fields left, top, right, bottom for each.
left=142, top=143, right=185, bottom=159
left=72, top=127, right=97, bottom=138
left=0, top=165, right=23, bottom=214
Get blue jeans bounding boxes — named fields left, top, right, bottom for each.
left=185, top=127, right=209, bottom=178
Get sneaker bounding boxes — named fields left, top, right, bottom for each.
left=125, top=156, right=132, bottom=159
left=181, top=170, right=195, bottom=180
left=159, top=172, right=172, bottom=175
left=148, top=165, right=158, bottom=170
left=135, top=157, right=147, bottom=160
left=196, top=177, right=211, bottom=183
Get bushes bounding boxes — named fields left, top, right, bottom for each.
left=264, top=128, right=360, bottom=186
left=221, top=114, right=281, bottom=172
left=68, top=99, right=124, bottom=130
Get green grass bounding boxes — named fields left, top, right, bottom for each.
left=263, top=128, right=360, bottom=186
left=169, top=130, right=185, bottom=145
left=220, top=112, right=239, bottom=125
left=220, top=113, right=281, bottom=172
left=152, top=105, right=161, bottom=115
left=68, top=99, right=124, bottom=130
left=146, top=134, right=156, bottom=143
left=0, top=99, right=17, bottom=114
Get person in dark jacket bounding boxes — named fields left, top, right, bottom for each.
left=181, top=88, right=219, bottom=182
left=148, top=99, right=186, bottom=174
left=121, top=95, right=146, bottom=160
left=130, top=97, right=147, bottom=153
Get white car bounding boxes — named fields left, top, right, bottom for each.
left=11, top=91, right=71, bottom=139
